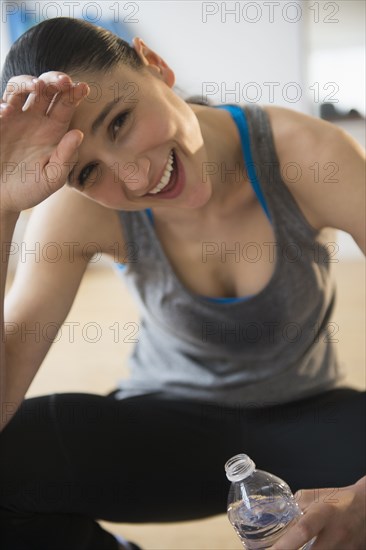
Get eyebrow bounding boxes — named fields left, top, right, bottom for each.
left=67, top=95, right=125, bottom=185
left=91, top=94, right=125, bottom=135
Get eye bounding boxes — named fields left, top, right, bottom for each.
left=78, top=163, right=98, bottom=187
left=77, top=110, right=131, bottom=187
left=110, top=110, right=131, bottom=139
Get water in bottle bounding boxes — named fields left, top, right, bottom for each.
left=225, top=453, right=315, bottom=549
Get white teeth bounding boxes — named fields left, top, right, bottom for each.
left=149, top=150, right=174, bottom=194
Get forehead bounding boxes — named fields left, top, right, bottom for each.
left=68, top=65, right=143, bottom=131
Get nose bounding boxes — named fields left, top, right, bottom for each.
left=113, top=157, right=151, bottom=196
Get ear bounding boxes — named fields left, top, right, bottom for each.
left=132, top=37, right=175, bottom=88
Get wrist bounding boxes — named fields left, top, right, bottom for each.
left=354, top=475, right=366, bottom=493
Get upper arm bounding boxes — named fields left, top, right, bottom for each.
left=4, top=185, right=123, bottom=401
left=264, top=106, right=366, bottom=255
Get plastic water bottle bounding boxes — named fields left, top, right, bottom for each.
left=224, top=454, right=315, bottom=549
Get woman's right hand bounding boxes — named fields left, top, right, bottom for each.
left=0, top=72, right=89, bottom=215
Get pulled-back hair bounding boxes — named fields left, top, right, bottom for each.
left=1, top=17, right=144, bottom=95
left=1, top=17, right=211, bottom=105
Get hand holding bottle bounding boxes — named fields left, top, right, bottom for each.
left=270, top=475, right=366, bottom=550
left=225, top=454, right=314, bottom=550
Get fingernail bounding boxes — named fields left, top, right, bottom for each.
left=75, top=132, right=84, bottom=146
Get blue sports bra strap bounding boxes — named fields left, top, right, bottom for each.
left=215, top=104, right=272, bottom=223
left=145, top=207, right=154, bottom=225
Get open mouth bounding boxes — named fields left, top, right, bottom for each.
left=158, top=150, right=177, bottom=193
left=146, top=149, right=183, bottom=199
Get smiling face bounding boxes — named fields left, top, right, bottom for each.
left=67, top=39, right=213, bottom=214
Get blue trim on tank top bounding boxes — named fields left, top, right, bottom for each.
left=204, top=295, right=252, bottom=303
left=146, top=207, right=154, bottom=225
left=215, top=104, right=272, bottom=223
left=140, top=104, right=272, bottom=303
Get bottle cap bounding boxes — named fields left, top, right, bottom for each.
left=225, top=453, right=256, bottom=482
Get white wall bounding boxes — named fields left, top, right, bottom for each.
left=306, top=0, right=365, bottom=117
left=133, top=0, right=308, bottom=111
left=1, top=0, right=308, bottom=110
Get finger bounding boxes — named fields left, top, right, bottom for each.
left=46, top=82, right=90, bottom=125
left=0, top=101, right=15, bottom=118
left=295, top=487, right=342, bottom=514
left=294, top=488, right=321, bottom=511
left=270, top=507, right=331, bottom=550
left=44, top=129, right=84, bottom=190
left=2, top=75, right=38, bottom=110
left=22, top=72, right=74, bottom=115
left=307, top=532, right=342, bottom=550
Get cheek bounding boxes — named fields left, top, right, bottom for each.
left=175, top=108, right=204, bottom=155
left=84, top=175, right=126, bottom=208
left=136, top=99, right=180, bottom=143
left=143, top=114, right=176, bottom=145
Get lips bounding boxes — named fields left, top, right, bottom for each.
left=143, top=148, right=185, bottom=200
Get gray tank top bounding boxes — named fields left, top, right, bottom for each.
left=113, top=104, right=345, bottom=405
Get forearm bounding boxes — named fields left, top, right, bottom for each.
left=0, top=210, right=20, bottom=431
left=354, top=475, right=366, bottom=491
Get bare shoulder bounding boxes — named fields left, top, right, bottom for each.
left=263, top=105, right=365, bottom=175
left=262, top=106, right=365, bottom=252
left=27, top=185, right=126, bottom=261
left=263, top=105, right=333, bottom=152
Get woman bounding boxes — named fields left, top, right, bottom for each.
left=0, top=17, right=365, bottom=550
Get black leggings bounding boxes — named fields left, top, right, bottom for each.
left=0, top=387, right=365, bottom=550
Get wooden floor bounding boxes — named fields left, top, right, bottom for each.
left=18, top=259, right=365, bottom=549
